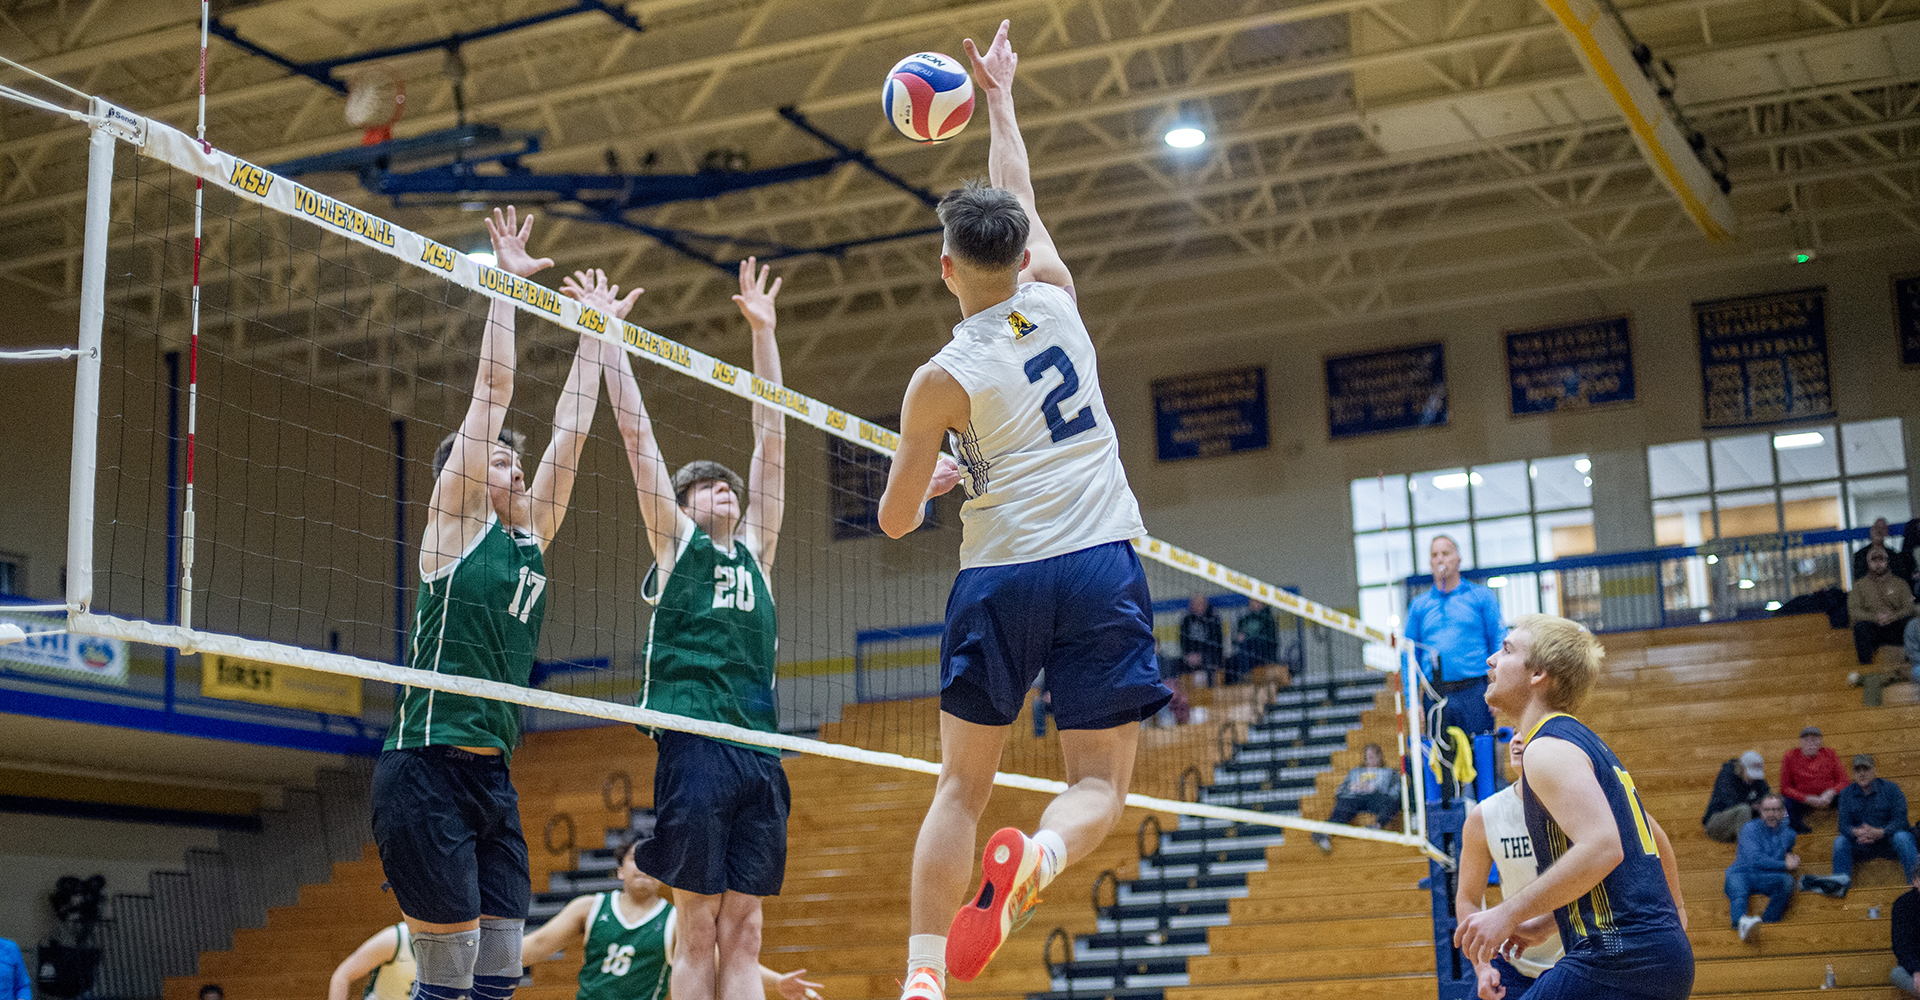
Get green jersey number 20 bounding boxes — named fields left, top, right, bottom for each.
left=712, top=565, right=756, bottom=611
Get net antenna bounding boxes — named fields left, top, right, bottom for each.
left=5, top=70, right=1448, bottom=865
left=344, top=62, right=406, bottom=145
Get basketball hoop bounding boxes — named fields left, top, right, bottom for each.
left=345, top=63, right=405, bottom=145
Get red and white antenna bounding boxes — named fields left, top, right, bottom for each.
left=180, top=0, right=211, bottom=631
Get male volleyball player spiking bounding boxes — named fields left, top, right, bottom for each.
left=372, top=207, right=636, bottom=1000
left=587, top=257, right=790, bottom=1000
left=875, top=21, right=1172, bottom=999
left=1455, top=614, right=1693, bottom=1000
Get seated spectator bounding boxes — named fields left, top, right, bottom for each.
left=1894, top=871, right=1919, bottom=997
left=1901, top=518, right=1920, bottom=598
left=1725, top=794, right=1799, bottom=942
left=1703, top=750, right=1771, bottom=843
left=1807, top=755, right=1917, bottom=898
left=1781, top=726, right=1848, bottom=834
left=1178, top=592, right=1225, bottom=686
left=1313, top=743, right=1402, bottom=852
left=1225, top=599, right=1281, bottom=684
left=1855, top=518, right=1900, bottom=580
left=1850, top=545, right=1918, bottom=667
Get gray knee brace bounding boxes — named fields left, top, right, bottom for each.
left=476, top=917, right=526, bottom=979
left=412, top=928, right=480, bottom=988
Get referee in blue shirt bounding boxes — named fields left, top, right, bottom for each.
left=1403, top=535, right=1504, bottom=736
left=1, top=937, right=29, bottom=1000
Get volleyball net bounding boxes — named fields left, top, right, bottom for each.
left=10, top=86, right=1444, bottom=860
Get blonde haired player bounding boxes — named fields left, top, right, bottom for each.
left=1455, top=614, right=1692, bottom=1000
left=876, top=20, right=1171, bottom=1000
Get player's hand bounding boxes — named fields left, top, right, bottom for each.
left=561, top=268, right=644, bottom=319
left=1785, top=852, right=1800, bottom=871
left=963, top=19, right=1017, bottom=94
left=926, top=455, right=963, bottom=499
left=732, top=256, right=781, bottom=332
left=1455, top=903, right=1519, bottom=964
left=775, top=968, right=824, bottom=1000
left=1504, top=914, right=1555, bottom=955
left=485, top=205, right=554, bottom=277
left=1475, top=961, right=1506, bottom=1000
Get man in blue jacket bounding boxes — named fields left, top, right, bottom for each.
left=1403, top=535, right=1504, bottom=736
left=1818, top=755, right=1917, bottom=897
left=1725, top=794, right=1799, bottom=941
left=0, top=937, right=28, bottom=1000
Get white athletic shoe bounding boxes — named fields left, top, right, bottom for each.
left=900, top=967, right=945, bottom=1000
left=1737, top=914, right=1761, bottom=941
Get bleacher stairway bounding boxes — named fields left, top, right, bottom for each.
left=152, top=613, right=1914, bottom=1000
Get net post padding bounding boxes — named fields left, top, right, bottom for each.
left=72, top=612, right=1445, bottom=861
left=67, top=122, right=115, bottom=614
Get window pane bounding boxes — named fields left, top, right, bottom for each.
left=1654, top=495, right=1713, bottom=546
left=1842, top=418, right=1906, bottom=475
left=1537, top=509, right=1597, bottom=559
left=1773, top=426, right=1838, bottom=482
left=1352, top=475, right=1411, bottom=531
left=1716, top=489, right=1780, bottom=537
left=1412, top=468, right=1471, bottom=524
left=1475, top=515, right=1536, bottom=567
left=1711, top=434, right=1775, bottom=489
left=1846, top=474, right=1912, bottom=528
left=1417, top=523, right=1475, bottom=570
left=1359, top=585, right=1406, bottom=632
left=1355, top=530, right=1414, bottom=587
left=1472, top=461, right=1531, bottom=517
left=1781, top=481, right=1841, bottom=532
left=1649, top=441, right=1709, bottom=498
left=1531, top=454, right=1592, bottom=510
left=1485, top=572, right=1542, bottom=621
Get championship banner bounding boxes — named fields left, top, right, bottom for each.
left=1152, top=366, right=1269, bottom=461
left=1505, top=316, right=1635, bottom=416
left=1695, top=287, right=1834, bottom=429
left=0, top=610, right=126, bottom=685
left=1895, top=274, right=1920, bottom=366
left=201, top=653, right=364, bottom=716
left=1325, top=343, right=1447, bottom=439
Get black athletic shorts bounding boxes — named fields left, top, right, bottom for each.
left=370, top=746, right=530, bottom=925
left=637, top=729, right=790, bottom=897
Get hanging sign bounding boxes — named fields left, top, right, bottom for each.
left=1152, top=366, right=1269, bottom=461
left=1506, top=315, right=1636, bottom=416
left=1325, top=342, right=1447, bottom=439
left=1695, top=287, right=1834, bottom=428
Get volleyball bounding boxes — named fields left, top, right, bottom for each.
left=881, top=51, right=974, bottom=143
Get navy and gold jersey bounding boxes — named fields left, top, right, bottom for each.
left=1521, top=713, right=1687, bottom=972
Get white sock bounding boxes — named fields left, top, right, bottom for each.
left=1033, top=829, right=1068, bottom=890
left=908, top=934, right=946, bottom=982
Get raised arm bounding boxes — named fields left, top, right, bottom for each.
left=964, top=20, right=1072, bottom=294
left=328, top=926, right=401, bottom=1000
left=734, top=257, right=787, bottom=570
left=1648, top=812, right=1685, bottom=929
left=570, top=269, right=685, bottom=573
left=528, top=270, right=641, bottom=549
left=520, top=894, right=596, bottom=967
left=877, top=361, right=968, bottom=539
left=422, top=207, right=550, bottom=573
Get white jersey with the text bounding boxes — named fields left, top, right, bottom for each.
left=931, top=282, right=1146, bottom=569
left=1479, top=784, right=1565, bottom=978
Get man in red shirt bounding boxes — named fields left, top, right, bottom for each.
left=1781, top=726, right=1849, bottom=834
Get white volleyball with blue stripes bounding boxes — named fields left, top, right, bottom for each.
left=882, top=52, right=974, bottom=143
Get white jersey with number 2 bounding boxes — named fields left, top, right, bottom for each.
left=931, top=281, right=1146, bottom=569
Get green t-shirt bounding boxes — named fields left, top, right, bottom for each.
left=387, top=515, right=547, bottom=758
left=577, top=892, right=672, bottom=1000
left=639, top=524, right=778, bottom=754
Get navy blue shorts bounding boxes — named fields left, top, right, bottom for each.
left=637, top=730, right=791, bottom=897
left=940, top=541, right=1172, bottom=730
left=1525, top=934, right=1693, bottom=1000
left=370, top=746, right=530, bottom=925
left=1491, top=956, right=1537, bottom=998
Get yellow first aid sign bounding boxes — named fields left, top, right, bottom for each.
left=201, top=654, right=363, bottom=716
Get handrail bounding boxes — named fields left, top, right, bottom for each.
left=1178, top=766, right=1203, bottom=803
left=1091, top=869, right=1120, bottom=914
left=1043, top=927, right=1073, bottom=987
left=1403, top=524, right=1891, bottom=587
left=544, top=812, right=577, bottom=871
left=1136, top=814, right=1163, bottom=861
left=603, top=770, right=632, bottom=812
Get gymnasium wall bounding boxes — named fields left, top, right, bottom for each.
left=0, top=811, right=223, bottom=952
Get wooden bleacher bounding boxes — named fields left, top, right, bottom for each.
left=164, top=612, right=1916, bottom=999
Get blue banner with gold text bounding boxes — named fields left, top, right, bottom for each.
left=1325, top=343, right=1447, bottom=439
left=1506, top=316, right=1635, bottom=416
left=1695, top=287, right=1833, bottom=429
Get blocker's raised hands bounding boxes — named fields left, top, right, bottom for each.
left=484, top=205, right=553, bottom=278
left=732, top=256, right=782, bottom=331
left=963, top=19, right=1017, bottom=94
left=561, top=267, right=643, bottom=319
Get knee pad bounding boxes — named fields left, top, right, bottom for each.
left=475, top=917, right=526, bottom=979
left=411, top=928, right=480, bottom=990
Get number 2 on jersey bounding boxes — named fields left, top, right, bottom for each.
left=1612, top=765, right=1658, bottom=856
left=507, top=566, right=546, bottom=623
left=1024, top=346, right=1097, bottom=443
